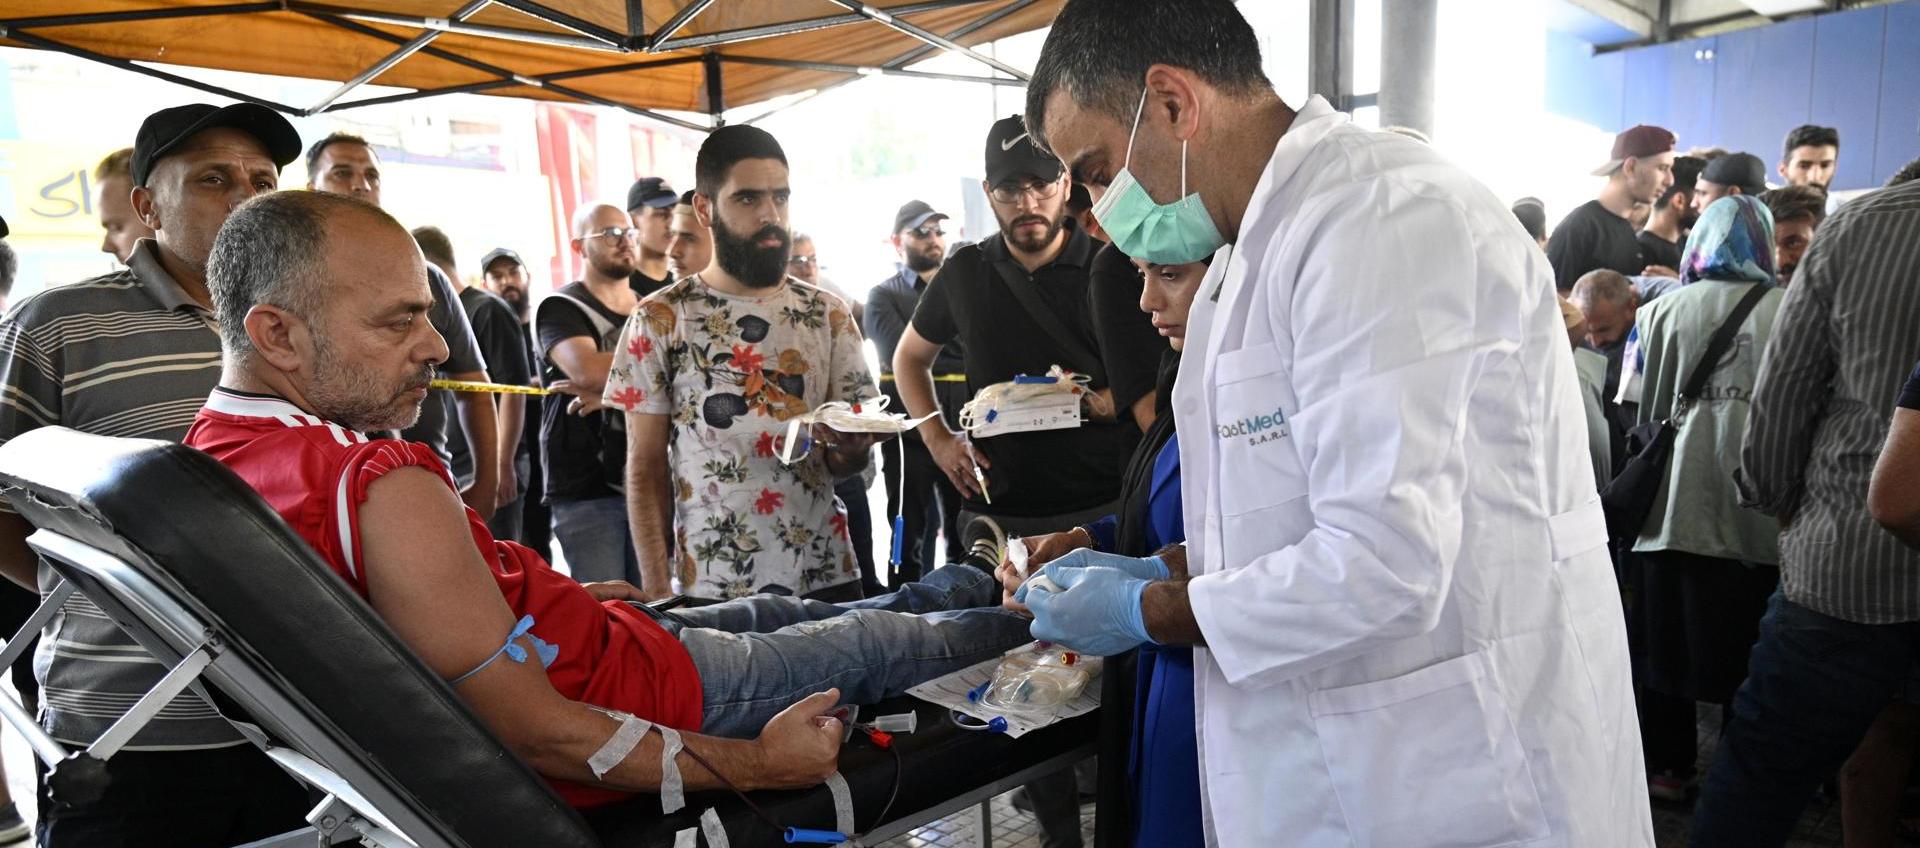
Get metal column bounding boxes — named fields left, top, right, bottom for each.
left=1377, top=0, right=1438, bottom=138
left=1309, top=0, right=1354, bottom=112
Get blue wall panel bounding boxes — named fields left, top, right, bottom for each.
left=1812, top=5, right=1888, bottom=191
left=1876, top=2, right=1920, bottom=185
left=1623, top=37, right=1717, bottom=152
left=1712, top=18, right=1815, bottom=167
left=1546, top=28, right=1625, bottom=132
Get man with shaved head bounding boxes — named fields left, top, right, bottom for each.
left=538, top=202, right=642, bottom=586
left=0, top=103, right=310, bottom=845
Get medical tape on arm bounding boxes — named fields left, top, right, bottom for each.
left=587, top=709, right=653, bottom=780
left=656, top=726, right=688, bottom=813
left=825, top=770, right=855, bottom=836
left=580, top=710, right=696, bottom=817
left=700, top=807, right=731, bottom=848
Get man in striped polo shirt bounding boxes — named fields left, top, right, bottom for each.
left=0, top=103, right=308, bottom=846
left=1689, top=176, right=1920, bottom=843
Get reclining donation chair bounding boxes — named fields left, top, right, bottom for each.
left=0, top=428, right=1095, bottom=847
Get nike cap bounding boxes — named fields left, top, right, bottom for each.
left=985, top=114, right=1064, bottom=189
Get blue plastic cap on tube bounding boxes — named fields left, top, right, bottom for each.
left=889, top=515, right=906, bottom=568
left=783, top=827, right=848, bottom=844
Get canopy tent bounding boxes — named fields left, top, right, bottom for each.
left=0, top=0, right=1059, bottom=131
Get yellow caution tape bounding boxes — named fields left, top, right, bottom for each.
left=429, top=379, right=554, bottom=396
left=878, top=374, right=969, bottom=383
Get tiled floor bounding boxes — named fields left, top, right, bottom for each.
left=880, top=705, right=1852, bottom=848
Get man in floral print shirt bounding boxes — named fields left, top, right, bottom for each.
left=606, top=126, right=881, bottom=601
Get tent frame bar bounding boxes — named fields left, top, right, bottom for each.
left=650, top=0, right=992, bottom=51
left=1, top=0, right=1037, bottom=130
left=646, top=0, right=715, bottom=50
left=740, top=0, right=1035, bottom=125
left=723, top=55, right=1023, bottom=87
left=289, top=1, right=623, bottom=52
left=305, top=9, right=711, bottom=130
left=0, top=27, right=303, bottom=114
left=486, top=0, right=626, bottom=46
left=306, top=0, right=495, bottom=114
left=0, top=3, right=281, bottom=30
left=823, top=0, right=1028, bottom=80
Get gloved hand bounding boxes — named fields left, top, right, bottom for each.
left=1023, top=548, right=1170, bottom=585
left=1020, top=566, right=1154, bottom=657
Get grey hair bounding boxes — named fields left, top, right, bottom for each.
left=1025, top=0, right=1270, bottom=153
left=1570, top=269, right=1635, bottom=311
left=208, top=191, right=396, bottom=363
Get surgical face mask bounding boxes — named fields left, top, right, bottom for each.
left=1090, top=86, right=1226, bottom=265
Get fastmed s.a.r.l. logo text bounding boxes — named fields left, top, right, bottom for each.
left=1217, top=405, right=1290, bottom=447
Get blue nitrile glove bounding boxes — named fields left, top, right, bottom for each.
left=1021, top=566, right=1155, bottom=657
left=1020, top=548, right=1169, bottom=592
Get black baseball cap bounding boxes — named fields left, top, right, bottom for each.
left=1510, top=197, right=1546, bottom=241
left=627, top=177, right=678, bottom=212
left=892, top=200, right=948, bottom=234
left=1701, top=152, right=1769, bottom=196
left=985, top=115, right=1064, bottom=188
left=479, top=247, right=524, bottom=274
left=131, top=103, right=301, bottom=187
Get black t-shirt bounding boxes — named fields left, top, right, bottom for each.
left=536, top=281, right=629, bottom=503
left=630, top=268, right=671, bottom=298
left=1901, top=360, right=1920, bottom=411
left=1547, top=199, right=1644, bottom=290
left=866, top=267, right=968, bottom=436
left=910, top=220, right=1134, bottom=517
left=1638, top=230, right=1681, bottom=272
left=400, top=265, right=487, bottom=484
left=1087, top=243, right=1172, bottom=431
left=448, top=286, right=536, bottom=486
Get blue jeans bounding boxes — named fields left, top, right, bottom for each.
left=1691, top=591, right=1920, bottom=846
left=550, top=497, right=638, bottom=585
left=656, top=564, right=1032, bottom=738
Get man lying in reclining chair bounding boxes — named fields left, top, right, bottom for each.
left=181, top=188, right=1035, bottom=807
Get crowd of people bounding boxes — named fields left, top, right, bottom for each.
left=0, top=0, right=1916, bottom=846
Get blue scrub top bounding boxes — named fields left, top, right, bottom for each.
left=1086, top=433, right=1202, bottom=847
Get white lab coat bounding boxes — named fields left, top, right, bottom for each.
left=1174, top=97, right=1651, bottom=847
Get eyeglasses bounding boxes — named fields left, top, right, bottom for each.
left=989, top=179, right=1062, bottom=205
left=787, top=255, right=818, bottom=268
left=582, top=227, right=637, bottom=242
left=908, top=225, right=946, bottom=239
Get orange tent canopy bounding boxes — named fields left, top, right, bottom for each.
left=0, top=0, right=1058, bottom=129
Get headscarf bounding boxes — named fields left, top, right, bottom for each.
left=1680, top=194, right=1775, bottom=285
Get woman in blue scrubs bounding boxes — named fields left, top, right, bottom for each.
left=1000, top=257, right=1209, bottom=847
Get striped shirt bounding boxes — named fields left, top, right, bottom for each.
left=1739, top=179, right=1920, bottom=624
left=0, top=239, right=242, bottom=749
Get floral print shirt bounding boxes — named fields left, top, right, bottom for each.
left=604, top=275, right=877, bottom=598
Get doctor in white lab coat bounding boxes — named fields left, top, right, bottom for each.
left=1018, top=2, right=1652, bottom=846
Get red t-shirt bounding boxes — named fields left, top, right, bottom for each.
left=186, top=388, right=703, bottom=807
